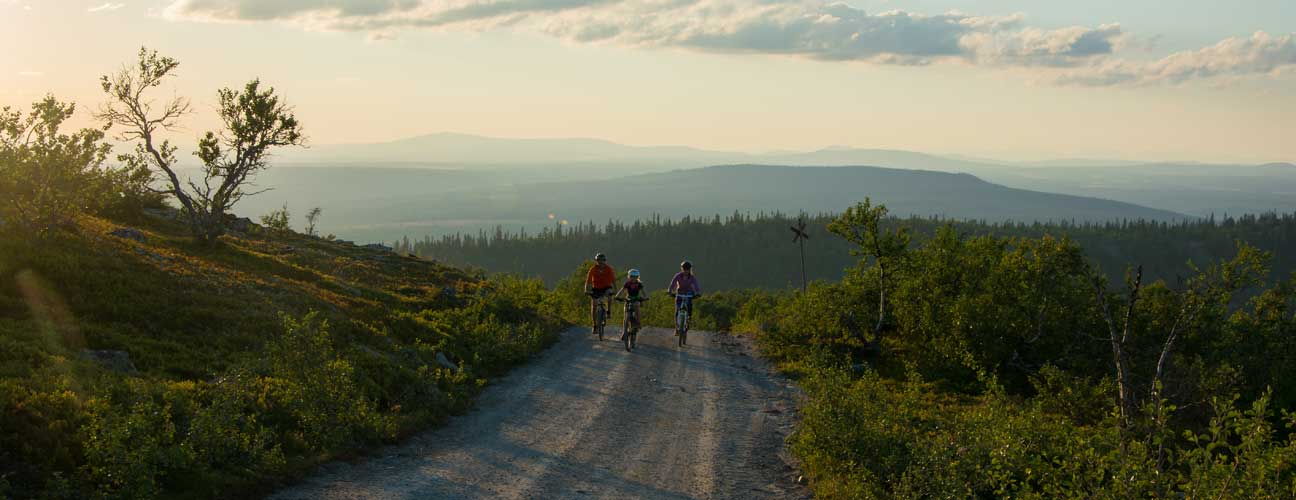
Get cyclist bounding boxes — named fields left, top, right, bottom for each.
left=614, top=269, right=647, bottom=341
left=583, top=253, right=616, bottom=335
left=667, top=261, right=702, bottom=336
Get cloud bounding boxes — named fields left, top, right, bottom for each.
left=88, top=2, right=125, bottom=12
left=1053, top=31, right=1296, bottom=86
left=162, top=0, right=1294, bottom=86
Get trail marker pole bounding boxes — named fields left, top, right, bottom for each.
left=790, top=218, right=810, bottom=292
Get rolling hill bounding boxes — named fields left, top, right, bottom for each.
left=270, top=133, right=1294, bottom=223
left=286, top=164, right=1186, bottom=243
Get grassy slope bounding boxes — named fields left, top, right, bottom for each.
left=0, top=212, right=560, bottom=498
left=1, top=213, right=470, bottom=380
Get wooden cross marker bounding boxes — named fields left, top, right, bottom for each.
left=790, top=218, right=809, bottom=292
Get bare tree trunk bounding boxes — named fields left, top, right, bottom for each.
left=872, top=234, right=888, bottom=345
left=1094, top=265, right=1141, bottom=428
left=1150, top=298, right=1205, bottom=472
left=874, top=262, right=886, bottom=344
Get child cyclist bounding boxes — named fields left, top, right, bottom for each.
left=614, top=269, right=647, bottom=342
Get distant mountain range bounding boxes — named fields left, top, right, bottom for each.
left=277, top=133, right=1296, bottom=218
left=236, top=164, right=1189, bottom=243
left=283, top=132, right=736, bottom=166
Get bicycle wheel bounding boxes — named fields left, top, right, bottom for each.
left=677, top=312, right=686, bottom=347
left=597, top=305, right=605, bottom=341
left=623, top=316, right=632, bottom=351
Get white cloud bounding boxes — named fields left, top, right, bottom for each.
left=1054, top=31, right=1296, bottom=86
left=161, top=0, right=1295, bottom=86
left=88, top=2, right=125, bottom=12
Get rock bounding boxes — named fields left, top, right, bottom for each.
left=80, top=350, right=139, bottom=375
left=435, top=352, right=458, bottom=370
left=109, top=227, right=147, bottom=243
left=142, top=207, right=180, bottom=220
left=133, top=247, right=171, bottom=264
left=228, top=217, right=256, bottom=233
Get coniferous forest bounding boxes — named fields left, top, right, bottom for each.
left=401, top=211, right=1296, bottom=291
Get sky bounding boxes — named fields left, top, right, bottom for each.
left=2, top=0, right=1294, bottom=163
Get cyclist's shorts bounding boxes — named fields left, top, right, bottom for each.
left=591, top=287, right=613, bottom=297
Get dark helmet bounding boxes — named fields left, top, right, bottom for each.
left=680, top=260, right=693, bottom=270
left=595, top=253, right=607, bottom=262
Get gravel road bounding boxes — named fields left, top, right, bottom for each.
left=270, top=326, right=810, bottom=500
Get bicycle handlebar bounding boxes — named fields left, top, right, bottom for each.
left=615, top=297, right=648, bottom=302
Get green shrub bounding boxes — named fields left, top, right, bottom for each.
left=0, top=96, right=160, bottom=236
left=259, top=204, right=292, bottom=234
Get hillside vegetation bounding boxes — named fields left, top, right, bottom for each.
left=1, top=53, right=568, bottom=498
left=0, top=211, right=561, bottom=498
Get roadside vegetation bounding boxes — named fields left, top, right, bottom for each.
left=542, top=200, right=1296, bottom=498
left=1, top=50, right=562, bottom=499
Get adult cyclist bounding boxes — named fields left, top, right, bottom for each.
left=583, top=253, right=616, bottom=335
left=667, top=260, right=702, bottom=336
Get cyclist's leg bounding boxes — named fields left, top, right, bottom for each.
left=679, top=296, right=689, bottom=336
left=590, top=294, right=599, bottom=333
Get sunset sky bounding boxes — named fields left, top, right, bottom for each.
left=3, top=0, right=1294, bottom=163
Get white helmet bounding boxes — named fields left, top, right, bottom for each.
left=628, top=269, right=641, bottom=278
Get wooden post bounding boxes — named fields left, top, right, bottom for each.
left=791, top=218, right=810, bottom=292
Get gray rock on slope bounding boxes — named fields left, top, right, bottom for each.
left=80, top=350, right=140, bottom=375
left=109, top=227, right=147, bottom=243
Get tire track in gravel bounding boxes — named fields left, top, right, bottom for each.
left=270, top=326, right=809, bottom=500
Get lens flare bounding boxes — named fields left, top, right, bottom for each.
left=15, top=269, right=85, bottom=350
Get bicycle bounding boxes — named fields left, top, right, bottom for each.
left=671, top=292, right=697, bottom=347
left=587, top=290, right=611, bottom=341
left=616, top=296, right=648, bottom=352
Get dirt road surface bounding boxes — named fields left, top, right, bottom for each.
left=270, top=327, right=809, bottom=500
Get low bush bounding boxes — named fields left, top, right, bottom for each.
left=746, top=205, right=1296, bottom=498
left=0, top=219, right=562, bottom=498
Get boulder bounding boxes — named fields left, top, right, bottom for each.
left=109, top=227, right=147, bottom=243
left=435, top=352, right=458, bottom=370
left=80, top=350, right=139, bottom=375
left=228, top=217, right=256, bottom=233
left=142, top=207, right=180, bottom=220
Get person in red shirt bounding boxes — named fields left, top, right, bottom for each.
left=583, top=253, right=616, bottom=335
